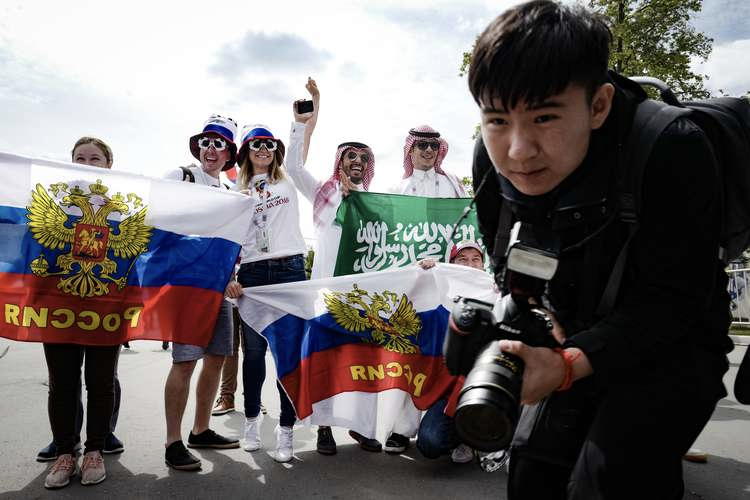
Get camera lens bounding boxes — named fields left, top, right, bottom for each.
left=453, top=342, right=523, bottom=451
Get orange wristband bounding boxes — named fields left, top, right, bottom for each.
left=554, top=348, right=579, bottom=391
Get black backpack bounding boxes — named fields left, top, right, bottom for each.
left=180, top=166, right=231, bottom=190
left=598, top=77, right=750, bottom=403
left=621, top=78, right=750, bottom=262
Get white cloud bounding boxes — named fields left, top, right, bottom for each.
left=692, top=0, right=750, bottom=44
left=2, top=0, right=747, bottom=242
left=694, top=39, right=750, bottom=96
left=0, top=0, right=508, bottom=240
left=211, top=32, right=332, bottom=78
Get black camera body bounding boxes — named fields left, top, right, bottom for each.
left=443, top=222, right=560, bottom=451
left=296, top=99, right=314, bottom=114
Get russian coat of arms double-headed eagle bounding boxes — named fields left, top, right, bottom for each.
left=26, top=180, right=153, bottom=298
left=324, top=284, right=422, bottom=354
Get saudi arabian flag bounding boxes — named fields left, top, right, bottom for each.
left=333, top=191, right=482, bottom=276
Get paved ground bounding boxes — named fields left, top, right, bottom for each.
left=0, top=338, right=748, bottom=499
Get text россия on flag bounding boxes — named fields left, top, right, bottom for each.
left=238, top=264, right=497, bottom=439
left=0, top=152, right=250, bottom=346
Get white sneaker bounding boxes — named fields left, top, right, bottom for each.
left=243, top=414, right=262, bottom=452
left=274, top=425, right=294, bottom=463
left=684, top=447, right=709, bottom=463
left=451, top=443, right=474, bottom=464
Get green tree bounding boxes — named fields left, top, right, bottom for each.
left=461, top=176, right=475, bottom=197
left=589, top=0, right=712, bottom=99
left=304, top=246, right=315, bottom=279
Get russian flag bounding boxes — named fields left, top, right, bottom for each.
left=0, top=152, right=251, bottom=346
left=238, top=263, right=497, bottom=439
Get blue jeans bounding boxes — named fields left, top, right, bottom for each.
left=238, top=255, right=306, bottom=427
left=417, top=398, right=460, bottom=458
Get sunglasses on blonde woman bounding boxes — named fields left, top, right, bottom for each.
left=249, top=139, right=278, bottom=152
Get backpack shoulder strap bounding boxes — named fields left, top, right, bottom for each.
left=595, top=100, right=691, bottom=316
left=180, top=166, right=195, bottom=183
left=620, top=100, right=692, bottom=217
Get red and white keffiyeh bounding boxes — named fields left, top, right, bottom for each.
left=402, top=125, right=449, bottom=179
left=402, top=125, right=466, bottom=197
left=313, top=141, right=375, bottom=226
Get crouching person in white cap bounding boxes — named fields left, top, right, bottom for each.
left=416, top=241, right=488, bottom=464
left=162, top=114, right=242, bottom=471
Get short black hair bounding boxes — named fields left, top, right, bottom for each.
left=468, top=0, right=611, bottom=109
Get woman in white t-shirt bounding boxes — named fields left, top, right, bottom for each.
left=233, top=124, right=307, bottom=463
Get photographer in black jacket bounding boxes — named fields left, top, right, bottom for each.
left=467, top=1, right=732, bottom=498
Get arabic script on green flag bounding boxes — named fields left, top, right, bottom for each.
left=333, top=191, right=481, bottom=276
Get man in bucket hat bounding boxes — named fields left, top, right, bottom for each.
left=285, top=78, right=382, bottom=455
left=396, top=125, right=466, bottom=198
left=162, top=114, right=242, bottom=471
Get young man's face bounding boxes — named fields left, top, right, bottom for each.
left=409, top=140, right=439, bottom=171
left=199, top=133, right=231, bottom=176
left=452, top=248, right=484, bottom=270
left=341, top=148, right=368, bottom=184
left=480, top=83, right=613, bottom=196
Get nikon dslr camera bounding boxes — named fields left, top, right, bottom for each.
left=443, top=222, right=559, bottom=451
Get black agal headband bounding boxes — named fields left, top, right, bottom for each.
left=338, top=141, right=370, bottom=149
left=408, top=128, right=440, bottom=138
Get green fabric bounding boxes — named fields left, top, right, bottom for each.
left=334, top=191, right=481, bottom=276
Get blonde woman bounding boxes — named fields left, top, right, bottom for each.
left=231, top=124, right=307, bottom=463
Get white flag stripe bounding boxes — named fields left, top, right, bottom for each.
left=0, top=151, right=252, bottom=243
left=239, top=263, right=497, bottom=333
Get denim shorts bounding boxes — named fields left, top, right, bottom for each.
left=172, top=299, right=233, bottom=363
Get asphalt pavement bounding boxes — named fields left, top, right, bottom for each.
left=0, top=338, right=747, bottom=499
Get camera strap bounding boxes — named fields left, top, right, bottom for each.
left=492, top=198, right=515, bottom=279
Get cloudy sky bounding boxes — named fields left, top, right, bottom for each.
left=1, top=0, right=748, bottom=242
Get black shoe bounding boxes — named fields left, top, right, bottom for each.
left=187, top=429, right=239, bottom=449
left=316, top=427, right=337, bottom=455
left=384, top=433, right=410, bottom=454
left=165, top=441, right=201, bottom=471
left=37, top=441, right=58, bottom=462
left=103, top=433, right=124, bottom=454
left=348, top=430, right=382, bottom=452
left=161, top=341, right=169, bottom=350
left=37, top=439, right=81, bottom=462
left=122, top=342, right=130, bottom=349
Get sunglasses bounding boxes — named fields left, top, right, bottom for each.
left=248, top=139, right=278, bottom=152
left=346, top=151, right=370, bottom=163
left=197, top=137, right=228, bottom=151
left=415, top=140, right=440, bottom=151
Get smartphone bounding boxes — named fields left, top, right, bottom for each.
left=296, top=99, right=314, bottom=114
